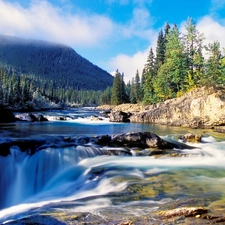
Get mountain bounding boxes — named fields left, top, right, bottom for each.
left=0, top=35, right=113, bottom=91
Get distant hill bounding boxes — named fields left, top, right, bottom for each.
left=0, top=35, right=113, bottom=91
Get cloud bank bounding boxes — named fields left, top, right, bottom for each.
left=197, top=16, right=225, bottom=48
left=0, top=0, right=225, bottom=82
left=0, top=0, right=114, bottom=46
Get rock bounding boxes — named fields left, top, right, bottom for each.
left=112, top=103, right=143, bottom=113
left=36, top=114, right=48, bottom=122
left=95, top=132, right=195, bottom=150
left=99, top=110, right=111, bottom=118
left=15, top=113, right=36, bottom=122
left=0, top=105, right=16, bottom=123
left=104, top=147, right=132, bottom=156
left=0, top=138, right=47, bottom=156
left=15, top=113, right=48, bottom=122
left=96, top=105, right=114, bottom=111
left=214, top=126, right=225, bottom=133
left=160, top=207, right=207, bottom=218
left=90, top=116, right=103, bottom=121
left=95, top=135, right=112, bottom=146
left=111, top=132, right=194, bottom=149
left=109, top=111, right=131, bottom=122
left=129, top=86, right=225, bottom=128
left=179, top=133, right=202, bottom=143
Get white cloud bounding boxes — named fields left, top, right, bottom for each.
left=108, top=51, right=147, bottom=82
left=0, top=0, right=114, bottom=46
left=107, top=34, right=157, bottom=83
left=0, top=0, right=158, bottom=80
left=197, top=16, right=225, bottom=48
left=119, top=6, right=155, bottom=41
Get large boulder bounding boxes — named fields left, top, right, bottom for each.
left=0, top=105, right=16, bottom=123
left=109, top=111, right=131, bottom=122
left=95, top=132, right=194, bottom=150
left=111, top=132, right=170, bottom=148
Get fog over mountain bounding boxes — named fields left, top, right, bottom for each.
left=0, top=35, right=113, bottom=91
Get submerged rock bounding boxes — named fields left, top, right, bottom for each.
left=179, top=133, right=202, bottom=143
left=160, top=207, right=207, bottom=218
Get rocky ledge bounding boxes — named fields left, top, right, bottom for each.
left=0, top=132, right=197, bottom=157
left=101, top=87, right=225, bottom=129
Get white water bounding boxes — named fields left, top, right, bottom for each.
left=0, top=145, right=109, bottom=207
left=1, top=108, right=225, bottom=223
left=1, top=137, right=225, bottom=223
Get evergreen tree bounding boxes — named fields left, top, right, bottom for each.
left=134, top=70, right=142, bottom=102
left=205, top=41, right=224, bottom=86
left=100, top=87, right=112, bottom=105
left=129, top=77, right=136, bottom=103
left=154, top=24, right=187, bottom=99
left=182, top=17, right=205, bottom=88
left=120, top=72, right=128, bottom=103
left=154, top=30, right=165, bottom=72
left=126, top=80, right=131, bottom=102
left=111, top=70, right=125, bottom=105
left=164, top=22, right=171, bottom=38
left=143, top=48, right=156, bottom=104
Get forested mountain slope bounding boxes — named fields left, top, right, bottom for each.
left=0, top=35, right=113, bottom=91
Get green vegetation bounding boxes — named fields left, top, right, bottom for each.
left=110, top=17, right=225, bottom=106
left=0, top=68, right=104, bottom=109
left=0, top=35, right=113, bottom=91
left=0, top=35, right=114, bottom=109
left=1, top=17, right=225, bottom=109
left=141, top=17, right=225, bottom=104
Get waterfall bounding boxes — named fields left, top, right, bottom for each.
left=0, top=144, right=107, bottom=209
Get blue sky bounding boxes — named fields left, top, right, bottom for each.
left=0, top=0, right=225, bottom=81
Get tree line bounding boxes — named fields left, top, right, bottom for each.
left=109, top=17, right=225, bottom=105
left=1, top=17, right=225, bottom=110
left=0, top=67, right=104, bottom=110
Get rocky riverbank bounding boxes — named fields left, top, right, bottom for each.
left=98, top=86, right=225, bottom=129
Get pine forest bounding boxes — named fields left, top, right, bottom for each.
left=1, top=17, right=225, bottom=110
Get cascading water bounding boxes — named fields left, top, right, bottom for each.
left=0, top=144, right=108, bottom=210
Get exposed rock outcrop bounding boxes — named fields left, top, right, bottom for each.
left=129, top=87, right=225, bottom=128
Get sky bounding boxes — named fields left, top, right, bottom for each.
left=0, top=0, right=225, bottom=82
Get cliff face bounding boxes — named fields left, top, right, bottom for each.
left=130, top=87, right=225, bottom=128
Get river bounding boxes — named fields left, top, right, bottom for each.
left=0, top=108, right=225, bottom=224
